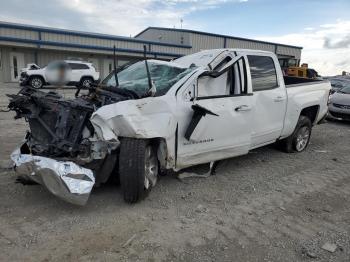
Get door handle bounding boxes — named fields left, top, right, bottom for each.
left=235, top=105, right=251, bottom=112
left=274, top=96, right=285, bottom=102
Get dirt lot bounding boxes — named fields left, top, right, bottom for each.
left=0, top=84, right=349, bottom=262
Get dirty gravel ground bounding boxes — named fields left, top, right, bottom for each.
left=0, top=84, right=349, bottom=262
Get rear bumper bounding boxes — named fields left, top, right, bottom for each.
left=11, top=145, right=95, bottom=205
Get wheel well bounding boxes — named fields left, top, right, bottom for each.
left=150, top=138, right=168, bottom=170
left=300, top=105, right=319, bottom=124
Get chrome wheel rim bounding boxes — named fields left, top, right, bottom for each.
left=295, top=126, right=310, bottom=151
left=32, top=78, right=42, bottom=88
left=144, top=145, right=158, bottom=189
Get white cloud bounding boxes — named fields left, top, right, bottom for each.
left=0, top=0, right=247, bottom=37
left=257, top=20, right=350, bottom=76
left=58, top=0, right=244, bottom=36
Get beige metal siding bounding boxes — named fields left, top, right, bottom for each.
left=0, top=47, right=4, bottom=82
left=150, top=45, right=190, bottom=56
left=137, top=29, right=191, bottom=46
left=189, top=33, right=225, bottom=52
left=276, top=46, right=301, bottom=59
left=0, top=40, right=37, bottom=49
left=40, top=31, right=187, bottom=57
left=225, top=38, right=275, bottom=52
left=0, top=28, right=38, bottom=40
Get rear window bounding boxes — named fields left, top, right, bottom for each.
left=248, top=55, right=278, bottom=91
left=68, top=63, right=89, bottom=70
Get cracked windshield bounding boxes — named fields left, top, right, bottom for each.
left=102, top=61, right=196, bottom=96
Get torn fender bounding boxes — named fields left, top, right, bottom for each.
left=90, top=97, right=177, bottom=140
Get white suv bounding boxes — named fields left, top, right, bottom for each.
left=20, top=60, right=100, bottom=89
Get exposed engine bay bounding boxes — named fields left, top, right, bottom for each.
left=7, top=85, right=141, bottom=204
left=8, top=86, right=137, bottom=160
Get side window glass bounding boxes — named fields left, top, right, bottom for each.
left=228, top=59, right=247, bottom=95
left=247, top=55, right=278, bottom=91
left=68, top=63, right=89, bottom=70
left=79, top=64, right=89, bottom=70
left=68, top=63, right=77, bottom=70
left=197, top=56, right=249, bottom=98
left=197, top=72, right=230, bottom=97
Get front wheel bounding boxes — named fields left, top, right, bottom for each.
left=278, top=115, right=312, bottom=153
left=119, top=138, right=158, bottom=203
left=29, top=76, right=44, bottom=89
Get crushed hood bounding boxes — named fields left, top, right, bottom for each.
left=90, top=97, right=177, bottom=140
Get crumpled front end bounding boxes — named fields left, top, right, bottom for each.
left=11, top=145, right=95, bottom=206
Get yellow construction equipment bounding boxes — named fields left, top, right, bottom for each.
left=287, top=63, right=320, bottom=79
left=279, top=58, right=320, bottom=79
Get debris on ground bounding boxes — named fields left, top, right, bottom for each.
left=321, top=242, right=337, bottom=253
left=195, top=204, right=207, bottom=213
left=313, top=150, right=329, bottom=153
left=177, top=161, right=219, bottom=180
left=301, top=246, right=318, bottom=259
left=122, top=234, right=137, bottom=248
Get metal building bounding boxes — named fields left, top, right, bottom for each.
left=0, top=21, right=302, bottom=83
left=135, top=27, right=302, bottom=59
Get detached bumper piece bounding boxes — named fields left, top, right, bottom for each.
left=11, top=146, right=95, bottom=206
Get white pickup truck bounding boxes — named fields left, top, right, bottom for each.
left=8, top=49, right=331, bottom=205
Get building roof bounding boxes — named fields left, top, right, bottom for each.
left=135, top=26, right=303, bottom=50
left=0, top=21, right=191, bottom=49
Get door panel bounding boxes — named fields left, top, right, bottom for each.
left=175, top=54, right=253, bottom=168
left=250, top=87, right=287, bottom=147
left=247, top=55, right=287, bottom=147
left=10, top=52, right=24, bottom=82
left=176, top=94, right=253, bottom=168
left=103, top=59, right=113, bottom=78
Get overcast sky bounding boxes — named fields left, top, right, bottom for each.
left=1, top=0, right=349, bottom=75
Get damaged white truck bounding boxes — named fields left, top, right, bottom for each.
left=7, top=49, right=331, bottom=205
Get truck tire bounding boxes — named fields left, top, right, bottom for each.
left=29, top=76, right=44, bottom=89
left=119, top=138, right=158, bottom=203
left=279, top=115, right=312, bottom=153
left=79, top=77, right=93, bottom=88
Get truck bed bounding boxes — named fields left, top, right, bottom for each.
left=284, top=76, right=324, bottom=86
left=281, top=78, right=330, bottom=139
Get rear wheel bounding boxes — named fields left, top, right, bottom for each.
left=279, top=115, right=312, bottom=153
left=29, top=76, right=44, bottom=89
left=119, top=138, right=158, bottom=203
